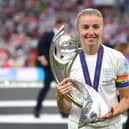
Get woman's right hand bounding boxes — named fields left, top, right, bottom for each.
left=56, top=78, right=73, bottom=113
left=56, top=77, right=73, bottom=99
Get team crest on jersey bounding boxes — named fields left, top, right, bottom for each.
left=101, top=68, right=114, bottom=86
left=103, top=68, right=114, bottom=79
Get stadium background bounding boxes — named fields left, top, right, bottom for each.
left=0, top=0, right=128, bottom=129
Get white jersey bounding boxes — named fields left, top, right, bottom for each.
left=68, top=44, right=129, bottom=129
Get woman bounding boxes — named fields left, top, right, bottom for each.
left=56, top=8, right=129, bottom=129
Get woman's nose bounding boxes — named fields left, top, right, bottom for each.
left=88, top=27, right=94, bottom=34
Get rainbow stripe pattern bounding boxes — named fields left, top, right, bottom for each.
left=116, top=74, right=129, bottom=87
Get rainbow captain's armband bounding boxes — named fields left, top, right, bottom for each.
left=116, top=75, right=129, bottom=87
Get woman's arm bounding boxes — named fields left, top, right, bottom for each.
left=113, top=86, right=129, bottom=116
left=96, top=86, right=129, bottom=122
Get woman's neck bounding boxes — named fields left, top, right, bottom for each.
left=83, top=44, right=100, bottom=55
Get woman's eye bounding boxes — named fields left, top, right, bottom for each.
left=81, top=25, right=89, bottom=30
left=93, top=24, right=100, bottom=29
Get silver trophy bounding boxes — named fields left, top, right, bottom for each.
left=49, top=26, right=82, bottom=107
left=49, top=26, right=119, bottom=128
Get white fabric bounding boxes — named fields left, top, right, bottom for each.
left=84, top=54, right=97, bottom=84
left=68, top=44, right=128, bottom=129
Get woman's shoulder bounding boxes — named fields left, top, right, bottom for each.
left=103, top=44, right=124, bottom=58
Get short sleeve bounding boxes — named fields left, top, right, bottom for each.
left=116, top=55, right=129, bottom=88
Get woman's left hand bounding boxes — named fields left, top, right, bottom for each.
left=95, top=107, right=114, bottom=122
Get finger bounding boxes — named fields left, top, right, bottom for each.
left=96, top=107, right=114, bottom=122
left=58, top=82, right=72, bottom=94
left=95, top=118, right=105, bottom=122
left=57, top=81, right=72, bottom=89
left=58, top=77, right=71, bottom=86
left=97, top=113, right=111, bottom=120
left=57, top=81, right=72, bottom=95
left=62, top=87, right=71, bottom=95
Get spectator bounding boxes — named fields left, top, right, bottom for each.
left=34, top=18, right=68, bottom=118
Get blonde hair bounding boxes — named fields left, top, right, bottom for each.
left=75, top=8, right=103, bottom=28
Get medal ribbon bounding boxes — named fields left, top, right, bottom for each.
left=80, top=44, right=104, bottom=91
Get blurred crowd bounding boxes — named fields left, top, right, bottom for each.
left=0, top=0, right=129, bottom=68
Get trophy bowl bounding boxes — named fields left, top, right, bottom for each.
left=49, top=26, right=80, bottom=82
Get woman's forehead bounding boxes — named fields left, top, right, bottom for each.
left=79, top=15, right=103, bottom=24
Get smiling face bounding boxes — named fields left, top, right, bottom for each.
left=76, top=10, right=104, bottom=50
